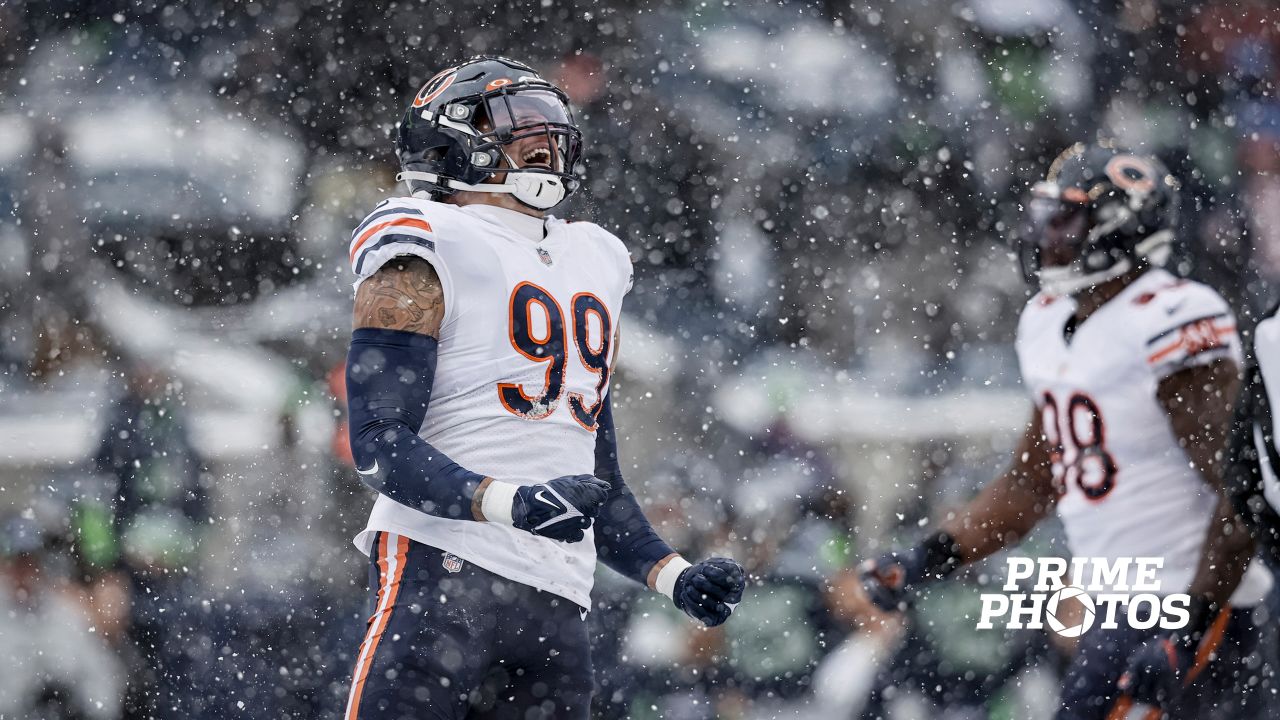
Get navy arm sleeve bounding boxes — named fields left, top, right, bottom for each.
left=592, top=396, right=678, bottom=585
left=346, top=327, right=486, bottom=520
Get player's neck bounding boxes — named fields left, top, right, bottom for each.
left=1072, top=267, right=1146, bottom=323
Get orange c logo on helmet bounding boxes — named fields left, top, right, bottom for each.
left=413, top=67, right=458, bottom=108
left=485, top=77, right=513, bottom=91
left=1104, top=155, right=1156, bottom=194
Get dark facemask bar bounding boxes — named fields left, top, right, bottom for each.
left=463, top=84, right=583, bottom=184
left=1019, top=183, right=1093, bottom=279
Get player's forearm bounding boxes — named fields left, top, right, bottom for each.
left=347, top=327, right=488, bottom=520
left=941, top=412, right=1056, bottom=564
left=594, top=482, right=683, bottom=587
left=590, top=395, right=686, bottom=592
left=941, top=467, right=1055, bottom=564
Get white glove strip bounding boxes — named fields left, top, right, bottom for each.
left=655, top=556, right=693, bottom=601
left=480, top=480, right=519, bottom=526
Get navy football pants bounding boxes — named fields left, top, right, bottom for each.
left=1058, top=606, right=1264, bottom=720
left=343, top=532, right=593, bottom=720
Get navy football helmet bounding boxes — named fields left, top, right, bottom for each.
left=1018, top=142, right=1179, bottom=295
left=395, top=56, right=582, bottom=210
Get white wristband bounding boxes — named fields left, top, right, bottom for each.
left=655, top=556, right=693, bottom=601
left=480, top=480, right=519, bottom=526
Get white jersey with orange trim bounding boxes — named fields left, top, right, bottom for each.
left=347, top=197, right=633, bottom=608
left=1015, top=267, right=1271, bottom=605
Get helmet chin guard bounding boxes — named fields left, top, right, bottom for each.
left=397, top=170, right=568, bottom=210
left=1037, top=259, right=1133, bottom=297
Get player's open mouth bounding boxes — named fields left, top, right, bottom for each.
left=518, top=146, right=553, bottom=170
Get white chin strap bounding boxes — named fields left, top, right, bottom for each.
left=398, top=170, right=567, bottom=210
left=1038, top=259, right=1132, bottom=297
left=1036, top=229, right=1175, bottom=296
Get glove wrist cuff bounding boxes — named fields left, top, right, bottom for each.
left=656, top=556, right=693, bottom=601
left=480, top=480, right=519, bottom=526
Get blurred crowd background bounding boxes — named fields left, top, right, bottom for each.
left=2, top=1, right=1278, bottom=718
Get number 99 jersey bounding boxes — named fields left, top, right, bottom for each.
left=1016, top=268, right=1271, bottom=604
left=346, top=197, right=633, bottom=608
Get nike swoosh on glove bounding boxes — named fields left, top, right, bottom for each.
left=512, top=475, right=611, bottom=543
left=1118, top=635, right=1196, bottom=708
left=673, top=557, right=746, bottom=627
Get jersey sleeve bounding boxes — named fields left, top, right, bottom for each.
left=347, top=198, right=457, bottom=326
left=1141, top=282, right=1241, bottom=380
left=348, top=198, right=442, bottom=284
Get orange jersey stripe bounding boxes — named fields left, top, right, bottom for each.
left=1145, top=325, right=1237, bottom=364
left=344, top=533, right=410, bottom=720
left=349, top=218, right=434, bottom=263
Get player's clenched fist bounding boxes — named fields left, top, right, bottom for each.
left=858, top=531, right=964, bottom=612
left=671, top=557, right=746, bottom=627
left=858, top=551, right=924, bottom=613
left=481, top=475, right=611, bottom=542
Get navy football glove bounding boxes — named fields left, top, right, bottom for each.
left=673, top=557, right=746, bottom=627
left=510, top=475, right=611, bottom=543
left=1118, top=634, right=1196, bottom=708
left=858, top=531, right=963, bottom=612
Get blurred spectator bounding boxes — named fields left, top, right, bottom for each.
left=93, top=361, right=209, bottom=719
left=0, top=516, right=126, bottom=719
left=95, top=362, right=208, bottom=542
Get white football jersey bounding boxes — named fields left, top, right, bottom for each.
left=1016, top=268, right=1271, bottom=605
left=347, top=198, right=633, bottom=608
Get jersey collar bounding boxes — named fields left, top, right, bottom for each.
left=459, top=204, right=550, bottom=243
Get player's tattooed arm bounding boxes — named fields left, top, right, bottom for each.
left=353, top=256, right=446, bottom=337
left=940, top=407, right=1058, bottom=564
left=1158, top=359, right=1253, bottom=606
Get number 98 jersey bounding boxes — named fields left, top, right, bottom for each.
left=346, top=197, right=633, bottom=608
left=1016, top=268, right=1270, bottom=604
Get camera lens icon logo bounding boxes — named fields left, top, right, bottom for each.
left=1045, top=586, right=1096, bottom=637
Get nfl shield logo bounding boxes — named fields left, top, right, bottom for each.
left=537, top=247, right=553, bottom=266
left=442, top=553, right=463, bottom=573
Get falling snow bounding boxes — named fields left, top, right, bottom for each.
left=1, top=2, right=1279, bottom=720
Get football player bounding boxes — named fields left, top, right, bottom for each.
left=858, top=143, right=1272, bottom=719
left=340, top=56, right=745, bottom=720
